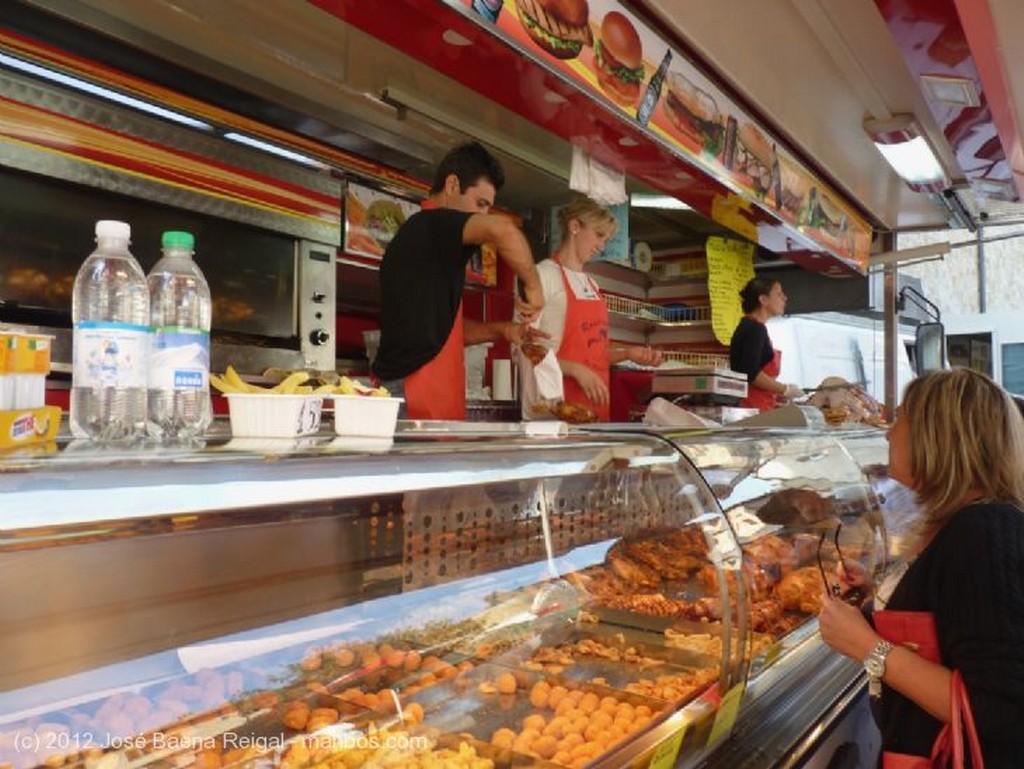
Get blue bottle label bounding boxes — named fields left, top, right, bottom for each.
left=149, top=327, right=210, bottom=391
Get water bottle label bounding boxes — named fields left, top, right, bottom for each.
left=73, top=321, right=149, bottom=389
left=150, top=328, right=210, bottom=391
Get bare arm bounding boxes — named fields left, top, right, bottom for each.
left=462, top=214, right=543, bottom=319
left=608, top=346, right=664, bottom=366
left=752, top=370, right=786, bottom=394
left=463, top=320, right=549, bottom=346
left=559, top=359, right=609, bottom=406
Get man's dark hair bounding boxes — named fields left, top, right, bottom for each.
left=430, top=141, right=505, bottom=195
left=739, top=277, right=779, bottom=313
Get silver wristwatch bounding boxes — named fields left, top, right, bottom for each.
left=863, top=639, right=896, bottom=697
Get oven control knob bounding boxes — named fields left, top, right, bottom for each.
left=309, top=329, right=330, bottom=346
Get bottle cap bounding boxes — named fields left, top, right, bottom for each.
left=95, top=220, right=131, bottom=240
left=162, top=230, right=195, bottom=250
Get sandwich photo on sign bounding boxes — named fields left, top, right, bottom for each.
left=775, top=157, right=812, bottom=226
left=664, top=71, right=726, bottom=159
left=515, top=0, right=593, bottom=60
left=593, top=11, right=645, bottom=107
left=807, top=187, right=852, bottom=252
left=733, top=122, right=776, bottom=200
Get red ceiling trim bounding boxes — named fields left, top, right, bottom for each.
left=874, top=0, right=1015, bottom=201
left=951, top=0, right=1024, bottom=198
left=312, top=0, right=868, bottom=274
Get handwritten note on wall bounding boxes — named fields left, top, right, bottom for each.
left=706, top=237, right=756, bottom=345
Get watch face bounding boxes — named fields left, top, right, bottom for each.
left=864, top=657, right=884, bottom=677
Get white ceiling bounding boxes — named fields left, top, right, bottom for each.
left=19, top=0, right=1024, bottom=241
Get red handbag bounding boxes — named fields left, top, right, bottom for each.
left=874, top=610, right=941, bottom=663
left=881, top=669, right=985, bottom=769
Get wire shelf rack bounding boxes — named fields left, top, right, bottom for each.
left=661, top=351, right=731, bottom=369
left=604, top=295, right=711, bottom=325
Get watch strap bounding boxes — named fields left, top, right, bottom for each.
left=864, top=639, right=896, bottom=697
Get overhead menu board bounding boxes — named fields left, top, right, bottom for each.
left=455, top=0, right=872, bottom=273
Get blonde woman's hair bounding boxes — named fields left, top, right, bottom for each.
left=557, top=196, right=619, bottom=241
left=901, top=368, right=1024, bottom=544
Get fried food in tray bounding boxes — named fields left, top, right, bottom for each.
left=514, top=627, right=719, bottom=706
left=777, top=565, right=829, bottom=615
left=401, top=661, right=671, bottom=768
left=569, top=522, right=830, bottom=641
left=530, top=400, right=600, bottom=424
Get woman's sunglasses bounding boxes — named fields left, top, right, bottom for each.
left=817, top=522, right=868, bottom=605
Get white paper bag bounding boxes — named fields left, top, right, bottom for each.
left=514, top=345, right=564, bottom=420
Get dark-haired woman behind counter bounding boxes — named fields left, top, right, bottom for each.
left=729, top=277, right=804, bottom=411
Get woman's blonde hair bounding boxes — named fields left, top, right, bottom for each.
left=901, top=368, right=1024, bottom=543
left=558, top=196, right=619, bottom=241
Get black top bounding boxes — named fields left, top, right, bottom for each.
left=729, top=316, right=773, bottom=382
left=877, top=502, right=1024, bottom=766
left=372, top=209, right=474, bottom=381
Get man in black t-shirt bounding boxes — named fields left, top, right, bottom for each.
left=373, top=142, right=544, bottom=420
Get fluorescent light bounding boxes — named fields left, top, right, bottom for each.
left=630, top=193, right=692, bottom=211
left=863, top=114, right=947, bottom=193
left=874, top=137, right=945, bottom=186
left=222, top=132, right=328, bottom=169
left=0, top=52, right=213, bottom=131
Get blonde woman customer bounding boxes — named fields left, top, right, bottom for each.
left=818, top=368, right=1024, bottom=766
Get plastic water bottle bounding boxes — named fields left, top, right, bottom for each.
left=70, top=220, right=149, bottom=440
left=147, top=230, right=212, bottom=440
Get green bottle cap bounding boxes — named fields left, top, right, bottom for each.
left=162, top=230, right=195, bottom=249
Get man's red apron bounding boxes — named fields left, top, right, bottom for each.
left=402, top=198, right=466, bottom=420
left=404, top=302, right=466, bottom=420
left=556, top=264, right=611, bottom=422
left=742, top=349, right=782, bottom=412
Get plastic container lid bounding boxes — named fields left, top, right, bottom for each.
left=95, top=220, right=131, bottom=239
left=162, top=230, right=195, bottom=249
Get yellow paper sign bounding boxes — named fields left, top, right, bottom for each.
left=646, top=724, right=688, bottom=769
left=706, top=237, right=756, bottom=345
left=711, top=194, right=759, bottom=243
left=706, top=682, right=746, bottom=748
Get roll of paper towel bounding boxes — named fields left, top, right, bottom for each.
left=492, top=359, right=513, bottom=401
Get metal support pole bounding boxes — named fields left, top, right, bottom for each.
left=884, top=263, right=899, bottom=414
left=977, top=225, right=986, bottom=313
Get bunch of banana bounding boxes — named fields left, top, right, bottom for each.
left=210, top=366, right=390, bottom=397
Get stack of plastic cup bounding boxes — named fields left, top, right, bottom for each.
left=0, top=330, right=12, bottom=411
left=11, top=332, right=52, bottom=409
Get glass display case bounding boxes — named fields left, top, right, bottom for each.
left=0, top=424, right=897, bottom=769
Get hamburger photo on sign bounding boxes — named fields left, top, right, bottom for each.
left=733, top=122, right=776, bottom=199
left=515, top=0, right=593, bottom=60
left=664, top=71, right=725, bottom=159
left=593, top=11, right=645, bottom=107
